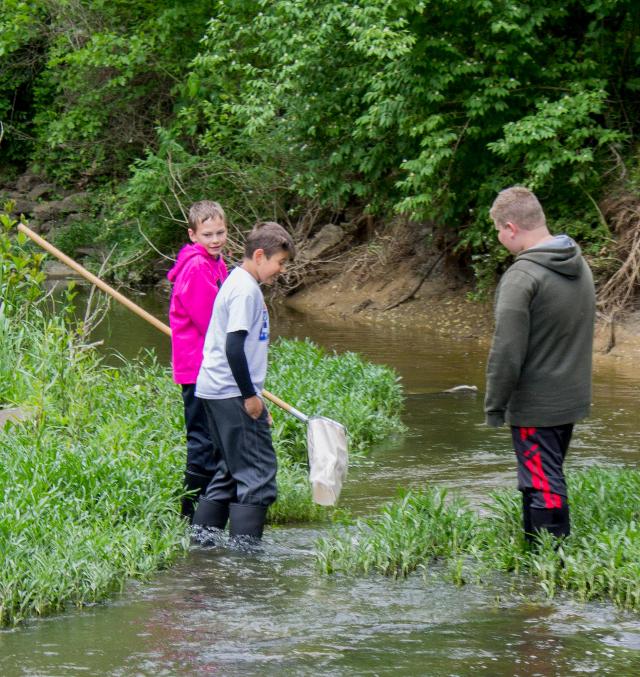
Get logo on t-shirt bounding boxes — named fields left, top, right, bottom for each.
left=259, top=307, right=269, bottom=341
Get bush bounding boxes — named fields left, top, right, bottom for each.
left=4, top=2, right=639, bottom=287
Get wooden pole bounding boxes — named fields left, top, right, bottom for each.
left=18, top=223, right=171, bottom=336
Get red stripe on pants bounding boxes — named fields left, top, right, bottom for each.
left=520, top=428, right=563, bottom=509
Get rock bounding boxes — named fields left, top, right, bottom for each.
left=27, top=183, right=58, bottom=201
left=37, top=221, right=55, bottom=234
left=10, top=198, right=38, bottom=216
left=65, top=212, right=90, bottom=224
left=0, top=189, right=23, bottom=201
left=0, top=191, right=36, bottom=215
left=304, top=224, right=345, bottom=260
left=60, top=192, right=90, bottom=213
left=33, top=200, right=66, bottom=220
left=43, top=261, right=82, bottom=279
left=75, top=245, right=103, bottom=258
left=15, top=173, right=42, bottom=192
left=442, top=385, right=478, bottom=394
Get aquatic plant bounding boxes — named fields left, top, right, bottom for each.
left=0, top=348, right=191, bottom=626
left=317, top=468, right=640, bottom=611
left=0, top=323, right=402, bottom=624
left=316, top=488, right=476, bottom=577
left=479, top=467, right=640, bottom=609
left=1, top=211, right=405, bottom=624
left=268, top=338, right=405, bottom=459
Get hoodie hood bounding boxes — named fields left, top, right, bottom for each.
left=167, top=243, right=211, bottom=283
left=516, top=235, right=583, bottom=279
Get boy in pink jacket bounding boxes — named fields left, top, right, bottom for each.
left=167, top=201, right=228, bottom=521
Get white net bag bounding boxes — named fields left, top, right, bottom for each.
left=307, top=416, right=349, bottom=506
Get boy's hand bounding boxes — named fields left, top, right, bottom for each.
left=244, top=395, right=264, bottom=420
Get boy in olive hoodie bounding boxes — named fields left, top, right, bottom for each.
left=485, top=186, right=595, bottom=544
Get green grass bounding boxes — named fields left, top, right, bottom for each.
left=316, top=468, right=640, bottom=610
left=0, top=348, right=191, bottom=626
left=1, top=213, right=405, bottom=624
left=316, top=488, right=476, bottom=578
left=0, top=316, right=403, bottom=624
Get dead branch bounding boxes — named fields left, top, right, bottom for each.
left=137, top=219, right=176, bottom=262
left=77, top=246, right=115, bottom=342
left=383, top=250, right=446, bottom=311
left=597, top=194, right=640, bottom=316
left=593, top=187, right=640, bottom=353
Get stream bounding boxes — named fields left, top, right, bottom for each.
left=1, top=289, right=640, bottom=675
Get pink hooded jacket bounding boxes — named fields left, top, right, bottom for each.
left=167, top=243, right=228, bottom=384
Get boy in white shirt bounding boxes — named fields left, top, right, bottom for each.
left=193, top=221, right=295, bottom=539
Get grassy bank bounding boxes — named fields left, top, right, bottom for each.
left=316, top=467, right=640, bottom=611
left=1, top=213, right=404, bottom=625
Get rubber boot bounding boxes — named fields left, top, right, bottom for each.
left=229, top=503, right=268, bottom=539
left=530, top=504, right=571, bottom=541
left=181, top=470, right=213, bottom=523
left=192, top=498, right=230, bottom=530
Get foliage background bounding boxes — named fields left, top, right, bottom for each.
left=1, top=1, right=639, bottom=285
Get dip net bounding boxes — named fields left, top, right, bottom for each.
left=307, top=416, right=348, bottom=506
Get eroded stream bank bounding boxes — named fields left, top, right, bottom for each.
left=2, top=292, right=640, bottom=675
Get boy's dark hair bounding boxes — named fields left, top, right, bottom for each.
left=245, top=221, right=296, bottom=259
left=188, top=200, right=226, bottom=231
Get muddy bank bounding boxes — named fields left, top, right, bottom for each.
left=285, top=257, right=640, bottom=373
left=286, top=259, right=494, bottom=339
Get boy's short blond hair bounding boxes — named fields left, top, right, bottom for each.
left=188, top=200, right=226, bottom=230
left=245, top=221, right=296, bottom=259
left=490, top=186, right=546, bottom=231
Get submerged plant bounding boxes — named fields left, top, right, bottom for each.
left=317, top=468, right=640, bottom=611
left=316, top=488, right=476, bottom=578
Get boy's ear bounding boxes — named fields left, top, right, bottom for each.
left=187, top=228, right=196, bottom=242
left=253, top=248, right=266, bottom=263
left=505, top=221, right=518, bottom=237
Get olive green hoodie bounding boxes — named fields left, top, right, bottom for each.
left=485, top=235, right=595, bottom=427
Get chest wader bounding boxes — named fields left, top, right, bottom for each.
left=180, top=384, right=218, bottom=522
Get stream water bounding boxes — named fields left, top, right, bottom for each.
left=1, top=289, right=640, bottom=675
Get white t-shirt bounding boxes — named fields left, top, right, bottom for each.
left=195, top=266, right=269, bottom=399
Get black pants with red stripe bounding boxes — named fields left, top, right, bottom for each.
left=511, top=424, right=573, bottom=542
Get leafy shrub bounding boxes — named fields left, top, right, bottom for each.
left=174, top=0, right=637, bottom=269
left=1, top=1, right=214, bottom=181
left=5, top=1, right=639, bottom=286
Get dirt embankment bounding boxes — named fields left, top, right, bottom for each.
left=284, top=254, right=640, bottom=373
